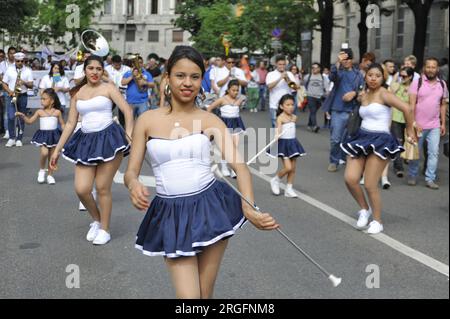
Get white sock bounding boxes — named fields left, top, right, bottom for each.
left=273, top=175, right=280, bottom=182
left=287, top=183, right=293, bottom=189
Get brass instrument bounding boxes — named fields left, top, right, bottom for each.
left=127, top=53, right=147, bottom=92
left=69, top=29, right=110, bottom=62
left=11, top=68, right=22, bottom=104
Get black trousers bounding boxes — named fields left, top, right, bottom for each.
left=391, top=121, right=406, bottom=172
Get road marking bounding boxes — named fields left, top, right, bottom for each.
left=247, top=165, right=449, bottom=278
left=114, top=171, right=156, bottom=187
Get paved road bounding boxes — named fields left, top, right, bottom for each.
left=0, top=108, right=448, bottom=298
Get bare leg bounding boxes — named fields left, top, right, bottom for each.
left=382, top=162, right=389, bottom=178
left=344, top=156, right=370, bottom=210
left=277, top=158, right=293, bottom=180
left=286, top=158, right=297, bottom=184
left=39, top=146, right=49, bottom=170
left=363, top=155, right=389, bottom=223
left=94, top=154, right=123, bottom=232
left=165, top=256, right=201, bottom=299
left=74, top=164, right=100, bottom=222
left=47, top=148, right=55, bottom=176
left=198, top=239, right=229, bottom=299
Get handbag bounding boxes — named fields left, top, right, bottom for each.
left=346, top=103, right=362, bottom=136
left=401, top=132, right=419, bottom=160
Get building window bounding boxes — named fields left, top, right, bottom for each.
left=375, top=22, right=381, bottom=50
left=104, top=0, right=112, bottom=15
left=102, top=30, right=113, bottom=42
left=148, top=30, right=159, bottom=42
left=126, top=29, right=136, bottom=42
left=396, top=7, right=405, bottom=49
left=127, top=0, right=134, bottom=17
left=173, top=30, right=184, bottom=42
left=151, top=0, right=158, bottom=14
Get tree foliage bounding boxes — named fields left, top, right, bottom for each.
left=0, top=0, right=39, bottom=31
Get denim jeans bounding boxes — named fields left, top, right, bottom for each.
left=307, top=97, right=321, bottom=128
left=6, top=94, right=27, bottom=140
left=329, top=111, right=350, bottom=164
left=129, top=102, right=149, bottom=118
left=258, top=84, right=267, bottom=110
left=269, top=108, right=277, bottom=128
left=408, top=128, right=440, bottom=182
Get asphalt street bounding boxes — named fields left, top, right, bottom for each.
left=0, top=107, right=448, bottom=299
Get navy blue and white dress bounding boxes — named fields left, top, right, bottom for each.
left=62, top=95, right=130, bottom=165
left=135, top=133, right=246, bottom=258
left=220, top=104, right=246, bottom=135
left=267, top=122, right=306, bottom=159
left=31, top=115, right=61, bottom=148
left=340, top=102, right=404, bottom=160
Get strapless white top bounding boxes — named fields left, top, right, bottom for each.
left=359, top=103, right=392, bottom=133
left=220, top=104, right=240, bottom=118
left=76, top=95, right=113, bottom=133
left=146, top=133, right=215, bottom=196
left=39, top=116, right=58, bottom=130
left=280, top=122, right=296, bottom=139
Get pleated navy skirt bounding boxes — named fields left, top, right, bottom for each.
left=267, top=138, right=307, bottom=159
left=31, top=129, right=61, bottom=148
left=135, top=179, right=246, bottom=258
left=62, top=122, right=130, bottom=166
left=340, top=128, right=405, bottom=160
left=220, top=117, right=246, bottom=135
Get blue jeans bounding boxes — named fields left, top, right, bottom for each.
left=408, top=128, right=440, bottom=182
left=270, top=108, right=277, bottom=128
left=329, top=111, right=350, bottom=165
left=258, top=84, right=267, bottom=110
left=6, top=94, right=27, bottom=140
left=129, top=102, right=149, bottom=118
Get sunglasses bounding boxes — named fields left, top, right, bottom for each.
left=15, top=60, right=24, bottom=63
left=400, top=74, right=409, bottom=78
left=226, top=61, right=235, bottom=64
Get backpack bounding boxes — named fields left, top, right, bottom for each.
left=416, top=75, right=446, bottom=104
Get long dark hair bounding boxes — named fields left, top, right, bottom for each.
left=69, top=55, right=104, bottom=97
left=42, top=88, right=61, bottom=111
left=165, top=46, right=205, bottom=112
left=366, top=63, right=387, bottom=87
left=225, top=79, right=240, bottom=96
left=276, top=94, right=295, bottom=117
left=48, top=61, right=65, bottom=77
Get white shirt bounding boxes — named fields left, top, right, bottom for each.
left=2, top=65, right=33, bottom=92
left=0, top=60, right=15, bottom=80
left=215, top=67, right=247, bottom=97
left=39, top=74, right=70, bottom=106
left=266, top=70, right=296, bottom=109
left=105, top=64, right=131, bottom=88
left=74, top=64, right=85, bottom=80
left=248, top=70, right=260, bottom=88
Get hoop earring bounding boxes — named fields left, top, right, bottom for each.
left=164, top=84, right=172, bottom=98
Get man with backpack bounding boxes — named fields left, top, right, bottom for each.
left=408, top=57, right=448, bottom=189
left=303, top=62, right=330, bottom=133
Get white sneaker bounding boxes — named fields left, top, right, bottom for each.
left=381, top=176, right=391, bottom=189
left=359, top=177, right=365, bottom=185
left=367, top=220, right=384, bottom=234
left=356, top=209, right=372, bottom=228
left=339, top=159, right=346, bottom=165
left=5, top=139, right=15, bottom=147
left=46, top=175, right=55, bottom=185
left=284, top=185, right=298, bottom=198
left=79, top=201, right=87, bottom=211
left=93, top=229, right=111, bottom=245
left=86, top=221, right=101, bottom=241
left=221, top=165, right=231, bottom=177
left=15, top=140, right=23, bottom=147
left=230, top=169, right=237, bottom=179
left=37, top=169, right=46, bottom=184
left=3, top=131, right=9, bottom=139
left=270, top=176, right=280, bottom=195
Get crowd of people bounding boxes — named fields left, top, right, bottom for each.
left=0, top=43, right=448, bottom=297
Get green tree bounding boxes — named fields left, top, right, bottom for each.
left=0, top=0, right=39, bottom=31
left=17, top=0, right=104, bottom=50
left=191, top=1, right=238, bottom=55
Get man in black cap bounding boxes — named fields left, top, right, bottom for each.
left=322, top=48, right=364, bottom=172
